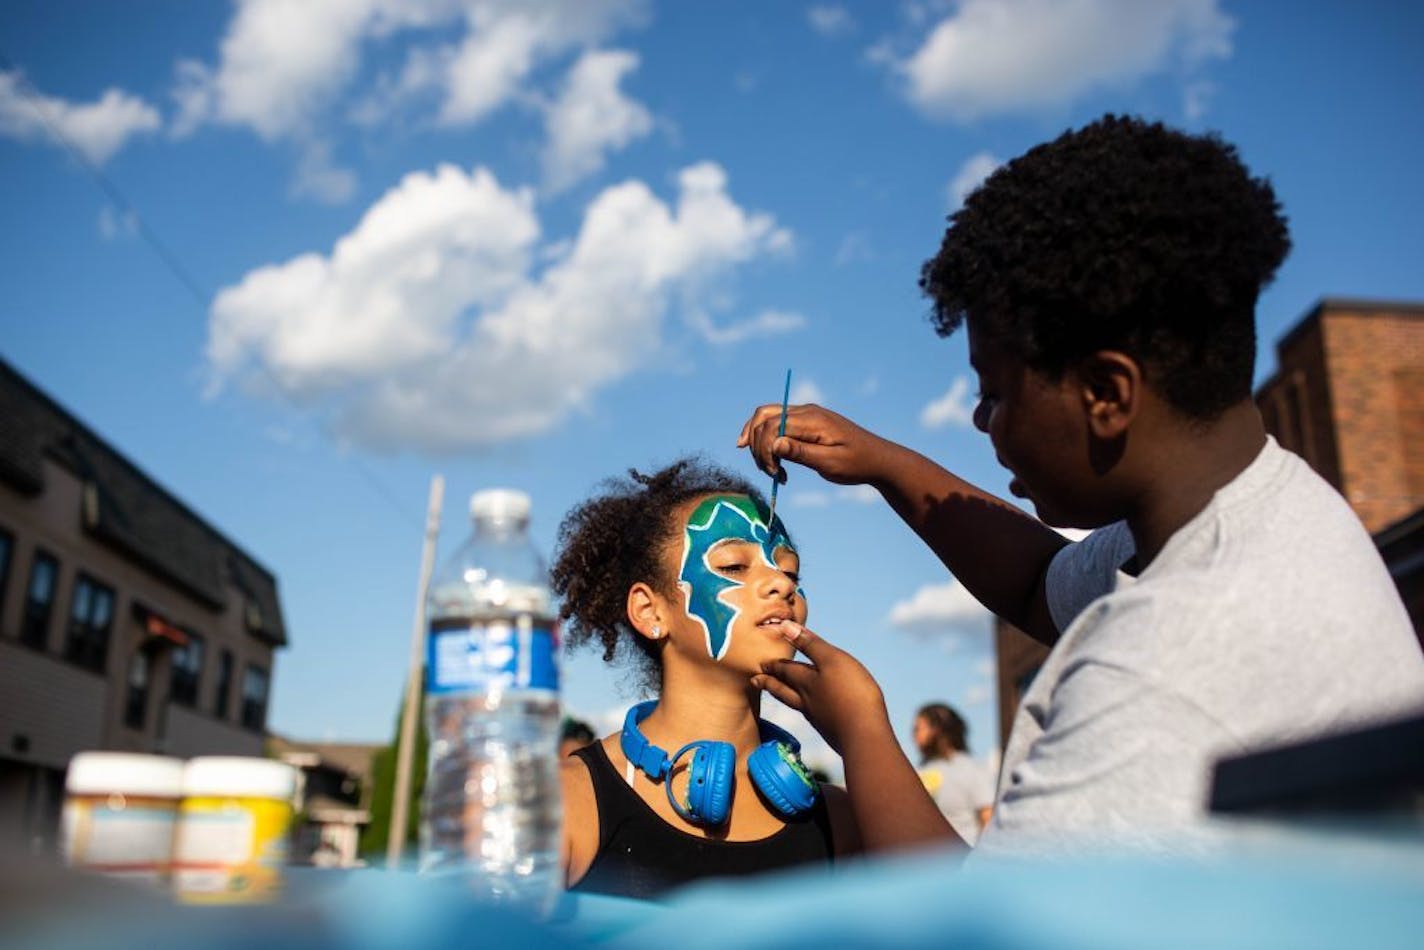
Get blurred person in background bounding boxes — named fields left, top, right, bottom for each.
left=914, top=703, right=994, bottom=846
left=560, top=718, right=597, bottom=759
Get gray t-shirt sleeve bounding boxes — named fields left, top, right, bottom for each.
left=1045, top=522, right=1136, bottom=633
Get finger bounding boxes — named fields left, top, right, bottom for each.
left=750, top=674, right=804, bottom=711
left=739, top=404, right=787, bottom=449
left=760, top=656, right=817, bottom=689
left=749, top=417, right=786, bottom=477
left=778, top=621, right=836, bottom=665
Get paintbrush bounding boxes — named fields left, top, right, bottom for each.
left=767, top=368, right=791, bottom=527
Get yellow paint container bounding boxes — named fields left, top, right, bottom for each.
left=171, top=756, right=299, bottom=904
left=61, top=752, right=185, bottom=887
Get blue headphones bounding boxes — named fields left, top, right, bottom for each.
left=620, top=700, right=821, bottom=826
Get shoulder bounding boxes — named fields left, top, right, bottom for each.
left=819, top=783, right=863, bottom=857
left=1045, top=522, right=1135, bottom=632
left=561, top=740, right=606, bottom=885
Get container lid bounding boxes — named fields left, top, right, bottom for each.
left=182, top=757, right=300, bottom=800
left=66, top=752, right=185, bottom=797
left=470, top=489, right=531, bottom=525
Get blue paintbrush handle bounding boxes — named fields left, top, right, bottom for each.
left=768, top=369, right=791, bottom=522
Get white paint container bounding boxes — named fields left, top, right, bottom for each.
left=61, top=751, right=185, bottom=885
left=171, top=756, right=299, bottom=903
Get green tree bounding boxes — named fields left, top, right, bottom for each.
left=359, top=685, right=428, bottom=859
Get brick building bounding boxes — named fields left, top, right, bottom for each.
left=0, top=358, right=288, bottom=848
left=993, top=298, right=1424, bottom=747
left=1255, top=298, right=1424, bottom=638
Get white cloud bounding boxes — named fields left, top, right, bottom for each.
left=98, top=205, right=139, bottom=241
left=437, top=1, right=645, bottom=126
left=172, top=0, right=648, bottom=199
left=0, top=71, right=160, bottom=165
left=171, top=0, right=391, bottom=141
left=788, top=484, right=879, bottom=509
left=542, top=49, right=653, bottom=193
left=889, top=578, right=992, bottom=638
left=834, top=232, right=874, bottom=266
left=808, top=5, right=855, bottom=37
left=858, top=374, right=880, bottom=396
left=889, top=0, right=1234, bottom=121
left=206, top=161, right=791, bottom=452
left=837, top=485, right=879, bottom=504
left=789, top=378, right=826, bottom=405
left=290, top=136, right=358, bottom=203
left=920, top=375, right=974, bottom=429
left=963, top=681, right=993, bottom=707
left=689, top=308, right=806, bottom=346
left=1184, top=79, right=1215, bottom=120
left=947, top=151, right=999, bottom=211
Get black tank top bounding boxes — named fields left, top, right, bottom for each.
left=569, top=741, right=835, bottom=901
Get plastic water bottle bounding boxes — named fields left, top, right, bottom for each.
left=421, top=488, right=562, bottom=913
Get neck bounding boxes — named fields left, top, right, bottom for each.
left=642, top=662, right=764, bottom=757
left=1125, top=400, right=1266, bottom=567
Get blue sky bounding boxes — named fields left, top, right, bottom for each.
left=3, top=1, right=1422, bottom=775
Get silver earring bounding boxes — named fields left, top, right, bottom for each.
left=651, top=624, right=662, bottom=639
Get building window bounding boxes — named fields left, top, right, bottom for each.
left=169, top=632, right=206, bottom=707
left=65, top=574, right=115, bottom=673
left=215, top=649, right=234, bottom=719
left=0, top=526, right=13, bottom=621
left=241, top=664, right=269, bottom=732
left=21, top=549, right=59, bottom=650
left=124, top=651, right=150, bottom=731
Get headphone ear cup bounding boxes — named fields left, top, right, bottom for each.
left=748, top=741, right=820, bottom=818
left=686, top=741, right=736, bottom=825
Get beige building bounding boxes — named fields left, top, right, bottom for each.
left=0, top=358, right=287, bottom=848
left=269, top=736, right=379, bottom=868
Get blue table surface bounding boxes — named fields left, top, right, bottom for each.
left=6, top=821, right=1423, bottom=949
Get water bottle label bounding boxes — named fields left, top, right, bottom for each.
left=426, top=619, right=559, bottom=695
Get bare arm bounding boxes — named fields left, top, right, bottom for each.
left=559, top=754, right=599, bottom=887
left=754, top=622, right=964, bottom=854
left=740, top=404, right=1065, bottom=645
left=819, top=784, right=864, bottom=858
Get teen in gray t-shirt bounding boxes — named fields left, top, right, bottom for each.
left=741, top=116, right=1423, bottom=856
left=982, top=438, right=1422, bottom=853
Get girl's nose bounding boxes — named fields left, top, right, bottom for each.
left=759, top=564, right=795, bottom=598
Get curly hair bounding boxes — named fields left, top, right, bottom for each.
left=920, top=114, right=1291, bottom=420
left=550, top=458, right=771, bottom=691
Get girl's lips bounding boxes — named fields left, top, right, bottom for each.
left=1009, top=477, right=1028, bottom=499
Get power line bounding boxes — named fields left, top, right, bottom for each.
left=0, top=49, right=424, bottom=530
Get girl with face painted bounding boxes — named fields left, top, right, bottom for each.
left=551, top=458, right=860, bottom=900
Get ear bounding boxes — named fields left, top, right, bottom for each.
left=1075, top=350, right=1141, bottom=439
left=627, top=582, right=670, bottom=643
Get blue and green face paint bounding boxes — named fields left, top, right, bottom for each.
left=677, top=494, right=798, bottom=661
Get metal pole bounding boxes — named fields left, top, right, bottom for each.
left=387, top=474, right=444, bottom=869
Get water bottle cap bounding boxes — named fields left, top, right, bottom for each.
left=470, top=489, right=532, bottom=525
